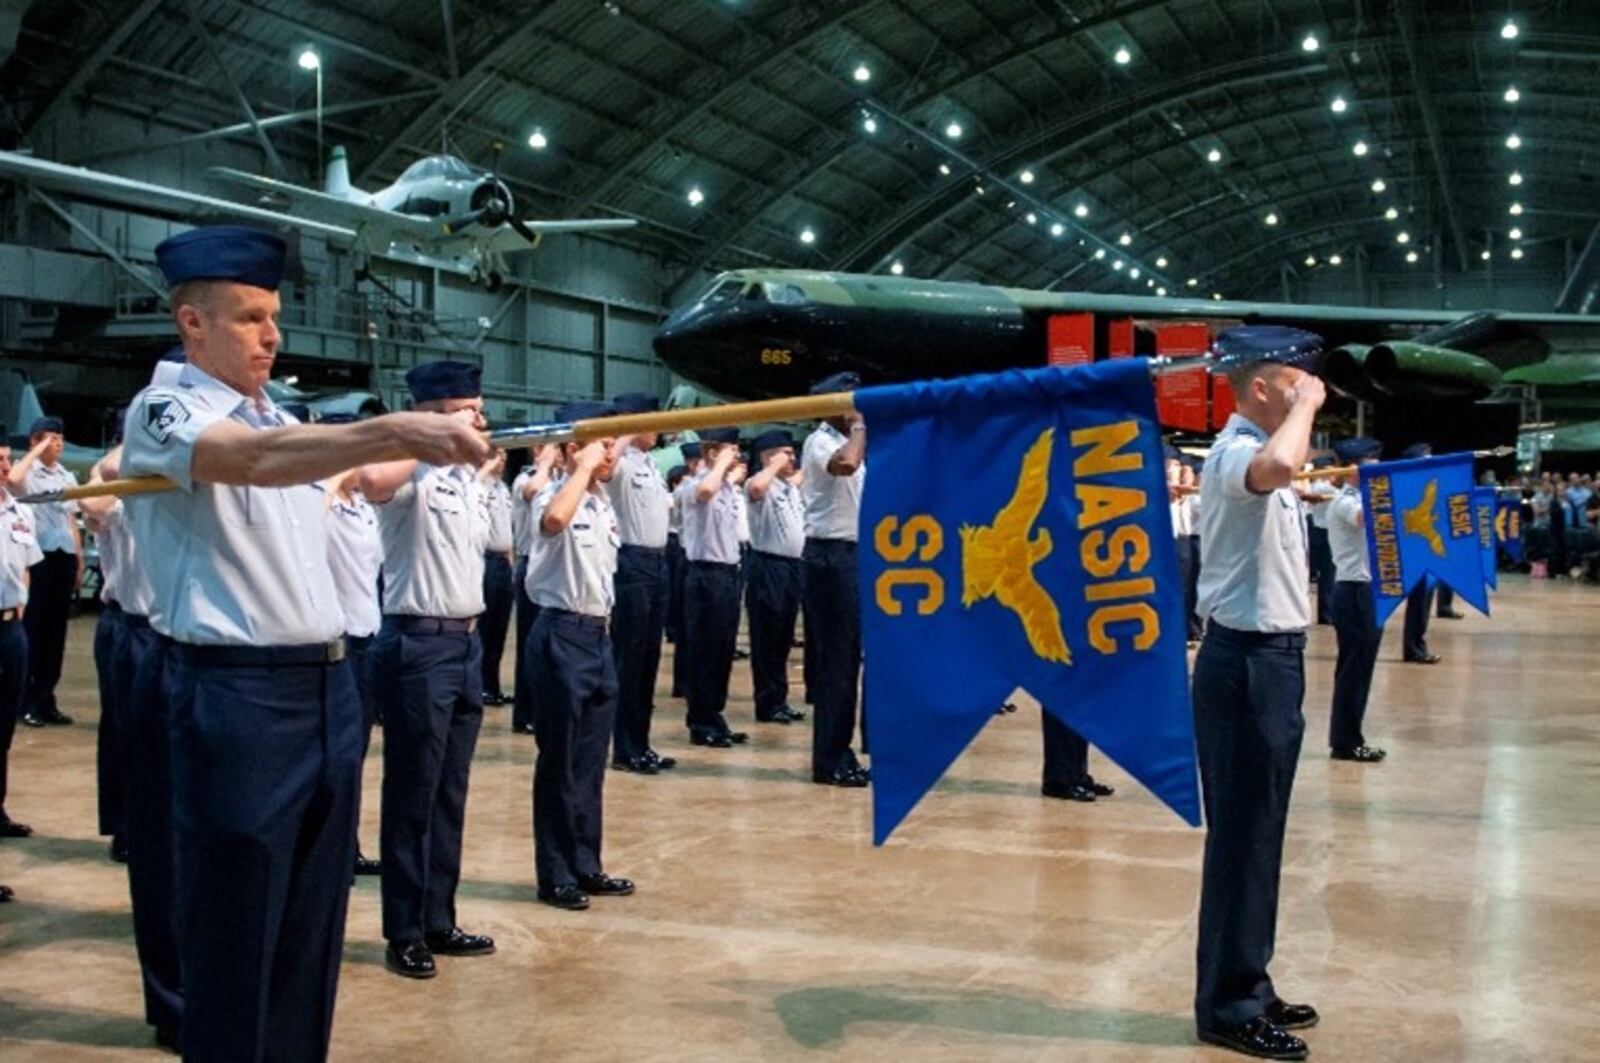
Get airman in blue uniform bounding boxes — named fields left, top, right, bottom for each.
left=1191, top=326, right=1326, bottom=1061
left=744, top=429, right=807, bottom=726
left=121, top=226, right=489, bottom=1059
left=1325, top=437, right=1388, bottom=763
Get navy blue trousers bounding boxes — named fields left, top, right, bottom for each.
left=21, top=548, right=74, bottom=716
left=0, top=618, right=27, bottom=820
left=664, top=533, right=685, bottom=645
left=1308, top=524, right=1335, bottom=623
left=1402, top=582, right=1434, bottom=659
left=376, top=621, right=483, bottom=943
left=480, top=553, right=514, bottom=699
left=166, top=643, right=360, bottom=1062
left=1041, top=712, right=1089, bottom=787
left=611, top=545, right=667, bottom=762
left=94, top=606, right=125, bottom=838
left=684, top=561, right=741, bottom=737
left=1192, top=623, right=1305, bottom=1032
left=528, top=610, right=617, bottom=890
left=802, top=538, right=863, bottom=776
left=512, top=558, right=541, bottom=730
left=348, top=634, right=377, bottom=854
left=746, top=549, right=802, bottom=719
left=123, top=624, right=180, bottom=1039
left=1330, top=581, right=1384, bottom=751
left=1435, top=585, right=1456, bottom=616
left=1178, top=534, right=1204, bottom=641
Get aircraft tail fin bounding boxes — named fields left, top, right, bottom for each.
left=1555, top=222, right=1600, bottom=315
left=324, top=146, right=352, bottom=199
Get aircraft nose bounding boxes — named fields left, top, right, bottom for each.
left=652, top=302, right=709, bottom=363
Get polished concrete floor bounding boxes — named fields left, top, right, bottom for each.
left=2, top=575, right=1598, bottom=1061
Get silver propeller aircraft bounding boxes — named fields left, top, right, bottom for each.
left=0, top=146, right=636, bottom=291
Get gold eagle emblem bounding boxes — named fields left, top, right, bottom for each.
left=1403, top=478, right=1446, bottom=557
left=959, top=428, right=1071, bottom=665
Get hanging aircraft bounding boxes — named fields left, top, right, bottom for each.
left=209, top=147, right=636, bottom=291
left=0, top=146, right=636, bottom=291
left=651, top=268, right=1600, bottom=410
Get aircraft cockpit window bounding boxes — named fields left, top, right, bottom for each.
left=762, top=283, right=807, bottom=305
left=743, top=284, right=766, bottom=302
left=399, top=158, right=444, bottom=182
left=701, top=280, right=739, bottom=304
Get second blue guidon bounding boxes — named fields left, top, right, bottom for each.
left=854, top=359, right=1200, bottom=845
left=1473, top=486, right=1499, bottom=591
left=1359, top=452, right=1490, bottom=625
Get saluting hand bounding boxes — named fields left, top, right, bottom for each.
left=1289, top=374, right=1327, bottom=411
left=574, top=439, right=609, bottom=472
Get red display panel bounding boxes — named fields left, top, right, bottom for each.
left=1155, top=366, right=1210, bottom=432
left=1047, top=313, right=1094, bottom=366
left=1155, top=322, right=1211, bottom=357
left=1210, top=374, right=1237, bottom=429
left=1108, top=318, right=1135, bottom=359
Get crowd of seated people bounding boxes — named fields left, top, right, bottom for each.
left=1493, top=471, right=1600, bottom=580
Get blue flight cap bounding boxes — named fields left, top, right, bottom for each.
left=1398, top=442, right=1432, bottom=460
left=610, top=392, right=659, bottom=414
left=810, top=371, right=860, bottom=395
left=29, top=416, right=64, bottom=436
left=666, top=464, right=689, bottom=483
left=699, top=426, right=739, bottom=444
left=1310, top=455, right=1337, bottom=469
left=318, top=412, right=360, bottom=425
left=1211, top=326, right=1325, bottom=374
left=751, top=429, right=795, bottom=454
left=552, top=400, right=614, bottom=422
left=1334, top=437, right=1383, bottom=463
left=680, top=441, right=703, bottom=460
left=156, top=225, right=286, bottom=291
left=406, top=360, right=482, bottom=403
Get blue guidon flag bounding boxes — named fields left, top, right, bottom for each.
left=1495, top=494, right=1524, bottom=565
left=1359, top=452, right=1491, bottom=625
left=854, top=359, right=1200, bottom=845
left=1473, top=486, right=1499, bottom=591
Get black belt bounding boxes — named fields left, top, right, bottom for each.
left=104, top=600, right=123, bottom=614
left=0, top=607, right=20, bottom=623
left=539, top=607, right=608, bottom=632
left=805, top=537, right=857, bottom=550
left=1203, top=620, right=1306, bottom=650
left=752, top=548, right=803, bottom=563
left=384, top=615, right=478, bottom=634
left=181, top=638, right=348, bottom=667
left=484, top=549, right=513, bottom=560
left=123, top=612, right=151, bottom=630
left=620, top=544, right=666, bottom=556
left=688, top=559, right=739, bottom=570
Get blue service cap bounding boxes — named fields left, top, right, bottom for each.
left=699, top=426, right=739, bottom=444
left=1398, top=442, right=1432, bottom=460
left=750, top=429, right=795, bottom=454
left=679, top=441, right=703, bottom=460
left=552, top=400, right=614, bottom=422
left=1211, top=325, right=1325, bottom=374
left=666, top=464, right=689, bottom=482
left=406, top=360, right=482, bottom=403
left=156, top=225, right=286, bottom=291
left=1334, top=437, right=1383, bottom=463
left=610, top=391, right=659, bottom=414
left=318, top=412, right=360, bottom=425
left=29, top=416, right=64, bottom=436
left=810, top=371, right=860, bottom=395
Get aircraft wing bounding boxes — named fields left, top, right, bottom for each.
left=207, top=166, right=444, bottom=244
left=0, top=151, right=354, bottom=240
left=471, top=217, right=638, bottom=255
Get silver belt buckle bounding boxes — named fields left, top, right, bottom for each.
left=327, top=637, right=347, bottom=663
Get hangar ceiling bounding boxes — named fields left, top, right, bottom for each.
left=2, top=0, right=1596, bottom=301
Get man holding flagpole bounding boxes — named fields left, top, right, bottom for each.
left=1192, top=326, right=1325, bottom=1061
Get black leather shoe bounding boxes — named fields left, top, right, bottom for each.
left=725, top=730, right=750, bottom=744
left=732, top=648, right=750, bottom=660
left=481, top=692, right=508, bottom=706
left=154, top=1025, right=180, bottom=1054
left=513, top=722, right=536, bottom=734
left=1330, top=745, right=1386, bottom=762
left=110, top=837, right=130, bottom=863
left=424, top=926, right=496, bottom=956
left=1084, top=776, right=1115, bottom=797
left=1437, top=610, right=1465, bottom=620
left=1197, top=1017, right=1307, bottom=1060
left=19, top=712, right=46, bottom=728
left=690, top=731, right=733, bottom=748
left=755, top=710, right=795, bottom=724
left=354, top=853, right=382, bottom=875
left=613, top=755, right=660, bottom=775
left=577, top=873, right=634, bottom=897
left=775, top=706, right=805, bottom=722
left=539, top=884, right=590, bottom=910
left=644, top=749, right=677, bottom=770
left=1041, top=782, right=1097, bottom=802
left=384, top=939, right=437, bottom=979
left=0, top=818, right=33, bottom=838
left=1264, top=1000, right=1319, bottom=1030
left=0, top=884, right=13, bottom=903
left=1404, top=652, right=1442, bottom=664
left=813, top=767, right=870, bottom=788
left=37, top=707, right=73, bottom=726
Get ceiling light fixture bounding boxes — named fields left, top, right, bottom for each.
left=1019, top=169, right=1035, bottom=184
left=1510, top=202, right=1524, bottom=215
left=1207, top=147, right=1223, bottom=163
left=296, top=47, right=320, bottom=71
left=1396, top=231, right=1411, bottom=244
left=1302, top=33, right=1321, bottom=52
left=1156, top=256, right=1168, bottom=268
left=1094, top=248, right=1106, bottom=260
left=527, top=128, right=548, bottom=150
left=1501, top=19, right=1519, bottom=40
left=1352, top=140, right=1369, bottom=157
left=1371, top=178, right=1387, bottom=193
left=1406, top=250, right=1419, bottom=263
left=1508, top=171, right=1523, bottom=185
left=853, top=63, right=872, bottom=83
left=799, top=227, right=816, bottom=245
left=890, top=260, right=904, bottom=274
left=1305, top=255, right=1317, bottom=267
left=1511, top=247, right=1525, bottom=260
left=944, top=121, right=963, bottom=139
left=1074, top=203, right=1089, bottom=218
left=1506, top=133, right=1523, bottom=149
left=1481, top=250, right=1492, bottom=261
left=1264, top=212, right=1280, bottom=226
left=861, top=115, right=877, bottom=134
left=1329, top=254, right=1343, bottom=265
left=1119, top=232, right=1132, bottom=245
left=1187, top=277, right=1199, bottom=287
left=1330, top=96, right=1348, bottom=114
left=686, top=186, right=704, bottom=206
left=1510, top=227, right=1523, bottom=240
left=1385, top=206, right=1400, bottom=221
left=1114, top=45, right=1132, bottom=65
left=1050, top=222, right=1065, bottom=237
left=938, top=162, right=952, bottom=176
left=1505, top=85, right=1520, bottom=103
left=1112, top=259, right=1125, bottom=271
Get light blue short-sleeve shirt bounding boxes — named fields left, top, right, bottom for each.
left=1327, top=486, right=1370, bottom=582
left=120, top=364, right=345, bottom=646
left=0, top=493, right=43, bottom=610
left=373, top=463, right=488, bottom=619
left=1195, top=414, right=1311, bottom=634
